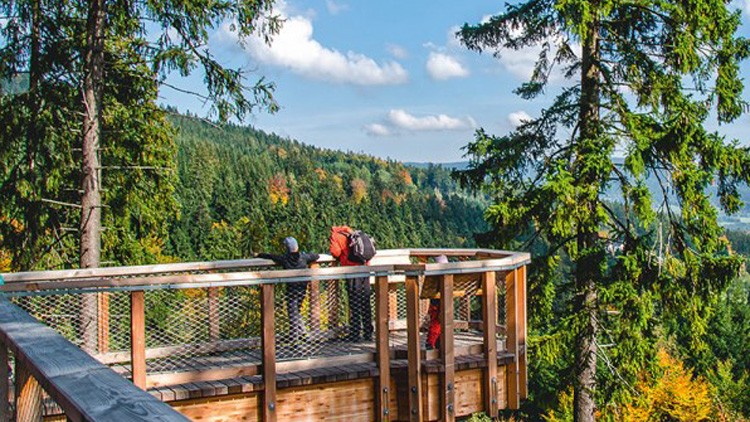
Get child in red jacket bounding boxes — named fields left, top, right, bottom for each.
left=426, top=298, right=441, bottom=350
left=426, top=255, right=448, bottom=350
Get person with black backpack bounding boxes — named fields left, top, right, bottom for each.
left=329, top=225, right=376, bottom=342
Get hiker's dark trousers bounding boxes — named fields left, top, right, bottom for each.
left=346, top=277, right=372, bottom=340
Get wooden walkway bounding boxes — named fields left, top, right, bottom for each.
left=108, top=331, right=491, bottom=381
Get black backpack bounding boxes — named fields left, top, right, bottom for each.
left=347, top=231, right=376, bottom=263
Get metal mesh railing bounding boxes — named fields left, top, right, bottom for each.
left=6, top=263, right=516, bottom=387
left=274, top=279, right=373, bottom=362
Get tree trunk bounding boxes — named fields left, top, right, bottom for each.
left=574, top=10, right=601, bottom=422
left=21, top=0, right=42, bottom=270
left=80, top=0, right=106, bottom=352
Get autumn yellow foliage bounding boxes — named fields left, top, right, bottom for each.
left=269, top=173, right=290, bottom=205
left=351, top=178, right=367, bottom=204
left=314, top=168, right=327, bottom=181
left=620, top=349, right=713, bottom=422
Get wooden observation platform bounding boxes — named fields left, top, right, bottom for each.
left=0, top=248, right=529, bottom=421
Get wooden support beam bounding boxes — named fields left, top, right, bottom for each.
left=97, top=292, right=109, bottom=353
left=375, top=276, right=391, bottom=421
left=130, top=290, right=146, bottom=390
left=14, top=359, right=42, bottom=422
left=261, top=283, right=277, bottom=422
left=208, top=287, right=220, bottom=341
left=440, top=274, right=456, bottom=422
left=519, top=265, right=528, bottom=400
left=505, top=269, right=520, bottom=409
left=329, top=281, right=340, bottom=329
left=309, top=264, right=321, bottom=332
left=481, top=271, right=499, bottom=417
left=405, top=276, right=423, bottom=422
left=0, top=346, right=8, bottom=422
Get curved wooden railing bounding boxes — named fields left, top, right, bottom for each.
left=0, top=249, right=530, bottom=422
left=0, top=296, right=189, bottom=422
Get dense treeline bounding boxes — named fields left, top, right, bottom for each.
left=164, top=114, right=488, bottom=260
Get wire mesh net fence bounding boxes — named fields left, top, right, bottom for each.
left=6, top=264, right=513, bottom=386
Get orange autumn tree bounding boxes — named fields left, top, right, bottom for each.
left=350, top=178, right=367, bottom=204
left=619, top=349, right=714, bottom=421
left=268, top=173, right=290, bottom=205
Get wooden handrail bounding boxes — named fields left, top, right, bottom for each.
left=1, top=249, right=530, bottom=283
left=0, top=296, right=188, bottom=422
left=0, top=251, right=531, bottom=294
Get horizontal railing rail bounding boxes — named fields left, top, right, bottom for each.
left=0, top=296, right=189, bottom=422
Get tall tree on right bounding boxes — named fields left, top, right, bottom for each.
left=458, top=0, right=750, bottom=419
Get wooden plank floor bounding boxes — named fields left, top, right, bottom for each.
left=109, top=331, right=492, bottom=380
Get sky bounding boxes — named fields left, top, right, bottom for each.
left=160, top=0, right=750, bottom=163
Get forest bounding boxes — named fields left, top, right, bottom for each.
left=165, top=114, right=488, bottom=261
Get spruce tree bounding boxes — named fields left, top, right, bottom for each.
left=0, top=0, right=280, bottom=270
left=458, top=0, right=750, bottom=418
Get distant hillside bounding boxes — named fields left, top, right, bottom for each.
left=404, top=161, right=470, bottom=171
left=166, top=115, right=489, bottom=260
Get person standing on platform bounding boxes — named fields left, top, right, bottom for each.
left=256, top=237, right=319, bottom=342
left=329, top=225, right=374, bottom=342
left=426, top=255, right=449, bottom=350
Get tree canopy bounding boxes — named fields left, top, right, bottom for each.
left=0, top=0, right=280, bottom=270
left=458, top=0, right=750, bottom=418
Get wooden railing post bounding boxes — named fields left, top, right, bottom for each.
left=375, top=276, right=391, bottom=421
left=130, top=290, right=146, bottom=389
left=405, top=275, right=423, bottom=422
left=14, top=359, right=42, bottom=422
left=0, top=345, right=8, bottom=422
left=261, top=283, right=277, bottom=422
left=309, top=263, right=321, bottom=332
left=97, top=292, right=109, bottom=353
left=208, top=287, right=220, bottom=341
left=329, top=281, right=340, bottom=329
left=439, top=274, right=455, bottom=422
left=519, top=265, right=528, bottom=399
left=505, top=269, right=520, bottom=409
left=481, top=271, right=499, bottom=417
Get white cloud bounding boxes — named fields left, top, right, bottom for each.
left=363, top=109, right=476, bottom=136
left=325, top=0, right=349, bottom=15
left=508, top=111, right=532, bottom=128
left=364, top=123, right=392, bottom=136
left=388, top=109, right=474, bottom=131
left=387, top=44, right=408, bottom=60
left=223, top=6, right=408, bottom=86
left=426, top=52, right=469, bottom=80
left=446, top=25, right=463, bottom=48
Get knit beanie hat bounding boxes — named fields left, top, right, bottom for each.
left=284, top=237, right=299, bottom=253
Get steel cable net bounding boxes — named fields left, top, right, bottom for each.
left=11, top=293, right=98, bottom=350
left=452, top=274, right=483, bottom=352
left=274, top=278, right=375, bottom=365
left=142, top=285, right=264, bottom=375
left=387, top=278, right=428, bottom=351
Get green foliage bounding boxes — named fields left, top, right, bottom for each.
left=457, top=0, right=750, bottom=418
left=0, top=0, right=280, bottom=270
left=166, top=115, right=488, bottom=258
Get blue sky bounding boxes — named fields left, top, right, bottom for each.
left=161, top=0, right=750, bottom=163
